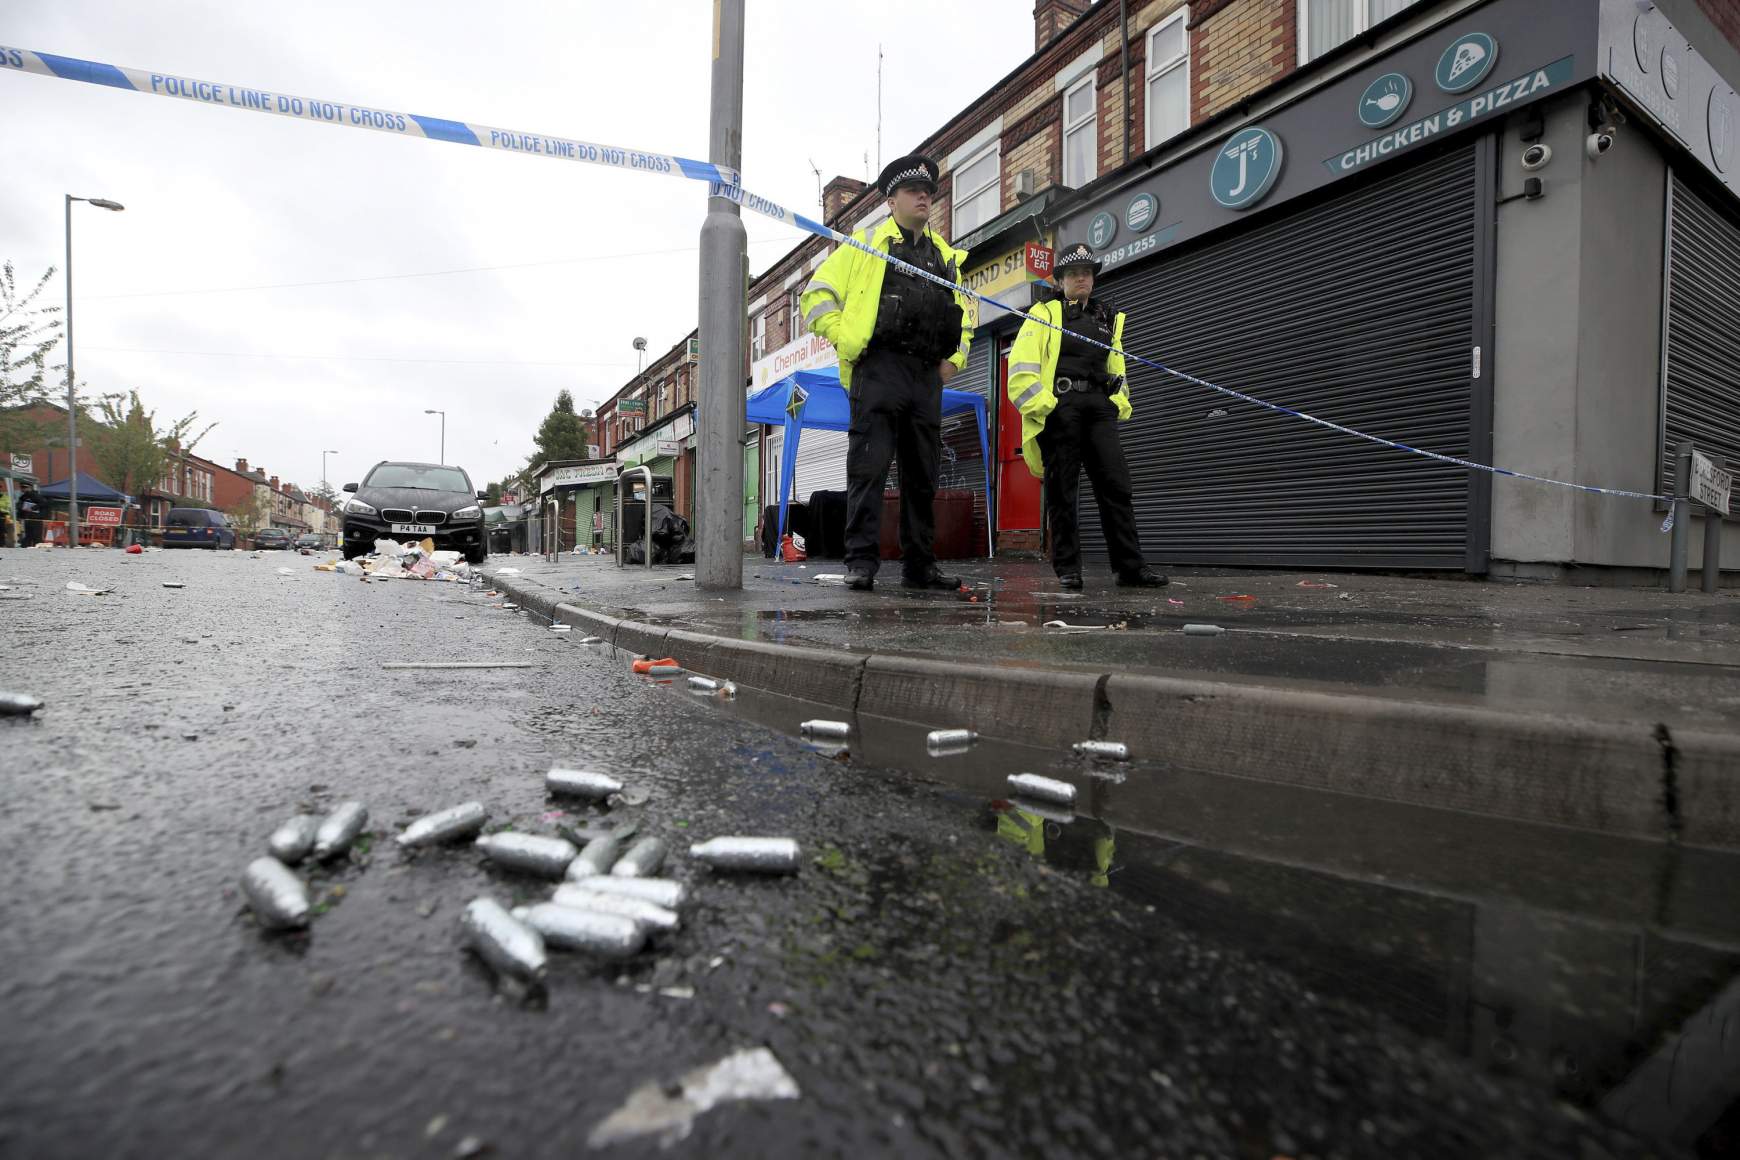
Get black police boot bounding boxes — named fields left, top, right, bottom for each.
left=901, top=564, right=961, bottom=590
left=1057, top=572, right=1084, bottom=590
left=845, top=566, right=875, bottom=592
left=1116, top=566, right=1169, bottom=588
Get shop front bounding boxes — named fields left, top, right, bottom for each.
left=1049, top=0, right=1737, bottom=578
left=538, top=460, right=617, bottom=554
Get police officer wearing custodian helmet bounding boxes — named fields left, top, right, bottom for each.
left=801, top=154, right=974, bottom=592
left=1007, top=243, right=1166, bottom=589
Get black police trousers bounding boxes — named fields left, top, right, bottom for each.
left=844, top=346, right=941, bottom=577
left=1037, top=391, right=1146, bottom=577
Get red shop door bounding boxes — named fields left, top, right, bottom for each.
left=996, top=350, right=1041, bottom=533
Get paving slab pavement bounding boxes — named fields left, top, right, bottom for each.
left=487, top=553, right=1740, bottom=849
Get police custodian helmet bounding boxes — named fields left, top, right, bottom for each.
left=1053, top=242, right=1103, bottom=276
left=877, top=154, right=940, bottom=197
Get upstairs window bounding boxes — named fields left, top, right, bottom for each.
left=1063, top=75, right=1097, bottom=187
left=1300, top=0, right=1422, bottom=65
left=751, top=311, right=766, bottom=362
left=1145, top=10, right=1190, bottom=149
left=951, top=145, right=1000, bottom=238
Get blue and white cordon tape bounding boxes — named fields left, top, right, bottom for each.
left=1, top=44, right=1674, bottom=519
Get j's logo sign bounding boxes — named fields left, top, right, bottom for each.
left=1209, top=126, right=1284, bottom=211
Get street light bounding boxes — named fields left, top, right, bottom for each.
left=424, top=410, right=446, bottom=464
left=321, top=449, right=338, bottom=491
left=64, top=194, right=125, bottom=548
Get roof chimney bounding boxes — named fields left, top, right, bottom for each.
left=1034, top=0, right=1091, bottom=50
left=235, top=458, right=249, bottom=473
left=822, top=175, right=869, bottom=226
left=269, top=476, right=279, bottom=490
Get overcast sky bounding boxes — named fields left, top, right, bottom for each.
left=3, top=1, right=1033, bottom=490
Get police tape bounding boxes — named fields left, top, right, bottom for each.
left=4, top=43, right=1672, bottom=513
left=0, top=46, right=734, bottom=187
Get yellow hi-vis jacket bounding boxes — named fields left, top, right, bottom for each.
left=800, top=218, right=973, bottom=391
left=1006, top=298, right=1131, bottom=478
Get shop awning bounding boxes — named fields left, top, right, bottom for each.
left=746, top=368, right=993, bottom=558
left=37, top=471, right=131, bottom=505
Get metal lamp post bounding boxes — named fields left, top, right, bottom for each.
left=424, top=409, right=446, bottom=464
left=64, top=194, right=125, bottom=548
left=321, top=449, right=338, bottom=492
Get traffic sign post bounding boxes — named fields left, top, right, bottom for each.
left=1695, top=452, right=1729, bottom=594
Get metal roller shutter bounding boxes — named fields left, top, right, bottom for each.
left=1661, top=173, right=1740, bottom=499
left=1088, top=143, right=1483, bottom=570
left=935, top=336, right=995, bottom=548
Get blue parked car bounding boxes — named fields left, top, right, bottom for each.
left=162, top=507, right=237, bottom=550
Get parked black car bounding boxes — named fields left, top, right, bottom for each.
left=342, top=461, right=487, bottom=564
left=253, top=527, right=293, bottom=550
left=293, top=533, right=323, bottom=550
left=162, top=507, right=237, bottom=550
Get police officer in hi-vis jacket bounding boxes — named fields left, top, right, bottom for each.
left=1007, top=243, right=1166, bottom=590
left=800, top=154, right=974, bottom=592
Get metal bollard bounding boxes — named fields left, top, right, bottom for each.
left=1670, top=441, right=1692, bottom=594
left=1703, top=454, right=1726, bottom=594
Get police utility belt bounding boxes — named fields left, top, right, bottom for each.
left=1053, top=374, right=1121, bottom=395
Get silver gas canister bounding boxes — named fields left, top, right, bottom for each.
left=0, top=692, right=44, bottom=716
left=646, top=664, right=682, bottom=678
left=461, top=898, right=547, bottom=982
left=688, top=837, right=802, bottom=874
left=566, top=832, right=628, bottom=880
left=546, top=768, right=624, bottom=801
left=313, top=801, right=368, bottom=860
left=266, top=815, right=322, bottom=863
left=926, top=728, right=977, bottom=749
left=686, top=676, right=719, bottom=692
left=1073, top=740, right=1129, bottom=761
left=611, top=837, right=668, bottom=878
left=1182, top=623, right=1225, bottom=636
left=800, top=719, right=850, bottom=739
left=241, top=857, right=310, bottom=930
left=396, top=801, right=489, bottom=848
left=580, top=876, right=687, bottom=909
left=1006, top=774, right=1077, bottom=806
left=550, top=885, right=680, bottom=934
left=475, top=832, right=578, bottom=878
left=510, top=903, right=644, bottom=958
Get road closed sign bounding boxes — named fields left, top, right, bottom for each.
left=85, top=506, right=123, bottom=526
left=1692, top=451, right=1733, bottom=515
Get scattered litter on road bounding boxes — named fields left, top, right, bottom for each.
left=548, top=624, right=572, bottom=635
left=380, top=661, right=536, bottom=670
left=800, top=719, right=850, bottom=740
left=689, top=836, right=801, bottom=874
left=1297, top=580, right=1340, bottom=589
left=578, top=636, right=603, bottom=645
left=927, top=728, right=978, bottom=751
left=397, top=802, right=490, bottom=848
left=1167, top=598, right=1185, bottom=607
left=1041, top=620, right=1106, bottom=633
left=475, top=832, right=578, bottom=878
left=1216, top=594, right=1257, bottom=603
left=275, top=567, right=296, bottom=576
left=64, top=581, right=112, bottom=596
left=551, top=885, right=680, bottom=933
left=241, top=857, right=311, bottom=931
left=124, top=543, right=143, bottom=554
left=510, top=902, right=645, bottom=958
left=267, top=814, right=322, bottom=863
left=611, top=837, right=669, bottom=878
left=631, top=656, right=679, bottom=674
left=1007, top=773, right=1077, bottom=806
left=1073, top=740, right=1130, bottom=761
left=460, top=898, right=547, bottom=984
left=579, top=876, right=688, bottom=908
left=313, top=801, right=369, bottom=861
left=0, top=692, right=45, bottom=717
left=587, top=1046, right=800, bottom=1149
left=546, top=768, right=623, bottom=800
left=162, top=582, right=185, bottom=589
left=1182, top=624, right=1225, bottom=636
left=646, top=664, right=682, bottom=678
left=493, top=567, right=522, bottom=575
left=813, top=573, right=846, bottom=585
left=1338, top=592, right=1356, bottom=601
left=686, top=676, right=719, bottom=692
left=568, top=831, right=631, bottom=880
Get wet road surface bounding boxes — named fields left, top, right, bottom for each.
left=2, top=549, right=1736, bottom=1158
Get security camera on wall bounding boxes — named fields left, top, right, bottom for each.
left=1585, top=130, right=1615, bottom=160
left=1520, top=143, right=1552, bottom=170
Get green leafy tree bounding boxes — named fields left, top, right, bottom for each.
left=0, top=261, right=64, bottom=455
left=532, top=390, right=589, bottom=471
left=225, top=490, right=269, bottom=538
left=88, top=390, right=215, bottom=527
left=485, top=481, right=503, bottom=505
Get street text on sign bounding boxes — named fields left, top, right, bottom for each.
left=85, top=507, right=122, bottom=526
left=1692, top=451, right=1733, bottom=515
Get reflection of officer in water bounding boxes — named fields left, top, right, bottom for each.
left=988, top=801, right=1116, bottom=888
left=1007, top=244, right=1166, bottom=590
left=801, top=154, right=975, bottom=593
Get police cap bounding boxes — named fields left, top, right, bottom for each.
left=1052, top=242, right=1103, bottom=277
left=878, top=154, right=939, bottom=197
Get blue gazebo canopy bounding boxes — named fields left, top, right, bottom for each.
left=746, top=367, right=992, bottom=558
left=37, top=471, right=130, bottom=505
